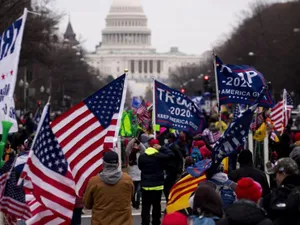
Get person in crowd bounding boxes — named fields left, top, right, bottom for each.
left=202, top=122, right=221, bottom=146
left=263, top=158, right=300, bottom=225
left=84, top=151, right=134, bottom=225
left=179, top=156, right=194, bottom=179
left=3, top=141, right=15, bottom=162
left=207, top=164, right=237, bottom=207
left=218, top=177, right=273, bottom=225
left=277, top=125, right=293, bottom=158
left=162, top=212, right=188, bottom=225
left=11, top=124, right=27, bottom=150
left=189, top=183, right=223, bottom=225
left=229, top=149, right=270, bottom=197
left=164, top=133, right=184, bottom=203
left=289, top=132, right=300, bottom=168
left=126, top=138, right=146, bottom=209
left=71, top=197, right=84, bottom=225
left=138, top=139, right=174, bottom=225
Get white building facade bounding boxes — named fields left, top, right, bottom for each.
left=85, top=0, right=201, bottom=97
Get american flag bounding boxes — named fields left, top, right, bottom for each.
left=20, top=104, right=76, bottom=225
left=233, top=104, right=241, bottom=120
left=51, top=74, right=127, bottom=197
left=0, top=158, right=31, bottom=225
left=137, top=100, right=151, bottom=129
left=270, top=89, right=293, bottom=134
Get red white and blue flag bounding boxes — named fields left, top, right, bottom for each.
left=20, top=104, right=76, bottom=225
left=51, top=74, right=127, bottom=197
left=0, top=158, right=31, bottom=225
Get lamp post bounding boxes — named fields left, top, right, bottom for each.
left=19, top=79, right=29, bottom=112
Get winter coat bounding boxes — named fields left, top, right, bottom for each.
left=263, top=174, right=300, bottom=225
left=164, top=142, right=184, bottom=175
left=138, top=146, right=174, bottom=188
left=126, top=138, right=145, bottom=181
left=83, top=163, right=134, bottom=225
left=229, top=165, right=270, bottom=197
left=217, top=200, right=273, bottom=225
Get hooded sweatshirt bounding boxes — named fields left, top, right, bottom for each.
left=83, top=162, right=134, bottom=225
left=99, top=162, right=123, bottom=184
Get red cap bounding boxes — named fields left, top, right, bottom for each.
left=149, top=139, right=159, bottom=147
left=236, top=177, right=262, bottom=203
left=162, top=212, right=188, bottom=225
left=193, top=140, right=205, bottom=148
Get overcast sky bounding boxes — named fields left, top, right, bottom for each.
left=56, top=0, right=283, bottom=55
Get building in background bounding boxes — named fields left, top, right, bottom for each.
left=85, top=0, right=201, bottom=97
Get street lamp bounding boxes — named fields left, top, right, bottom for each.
left=76, top=51, right=81, bottom=56
left=19, top=79, right=29, bottom=111
left=40, top=86, right=45, bottom=93
left=248, top=52, right=255, bottom=56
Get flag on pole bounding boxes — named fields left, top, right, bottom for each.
left=137, top=100, right=151, bottom=130
left=51, top=74, right=127, bottom=197
left=20, top=104, right=76, bottom=225
left=270, top=89, right=293, bottom=134
left=0, top=158, right=31, bottom=225
left=210, top=89, right=265, bottom=172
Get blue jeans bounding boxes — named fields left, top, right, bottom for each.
left=132, top=181, right=141, bottom=208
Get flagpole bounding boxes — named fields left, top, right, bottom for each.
left=152, top=78, right=156, bottom=139
left=213, top=51, right=222, bottom=132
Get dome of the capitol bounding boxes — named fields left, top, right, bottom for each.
left=111, top=0, right=142, bottom=7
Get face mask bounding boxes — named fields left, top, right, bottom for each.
left=164, top=139, right=169, bottom=144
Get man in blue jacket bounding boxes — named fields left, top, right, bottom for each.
left=138, top=139, right=174, bottom=225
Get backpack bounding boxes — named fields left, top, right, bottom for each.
left=191, top=148, right=202, bottom=163
left=209, top=179, right=236, bottom=207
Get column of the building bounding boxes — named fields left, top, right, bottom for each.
left=153, top=60, right=157, bottom=76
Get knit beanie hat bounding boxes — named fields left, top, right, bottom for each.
left=236, top=177, right=262, bottom=203
left=295, top=133, right=300, bottom=142
left=238, top=150, right=253, bottom=165
left=149, top=139, right=159, bottom=147
left=162, top=212, right=188, bottom=225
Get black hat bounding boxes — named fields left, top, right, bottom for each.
left=103, top=151, right=119, bottom=164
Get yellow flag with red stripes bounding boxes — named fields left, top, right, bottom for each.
left=166, top=157, right=229, bottom=213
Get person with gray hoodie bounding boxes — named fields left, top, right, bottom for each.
left=83, top=151, right=134, bottom=225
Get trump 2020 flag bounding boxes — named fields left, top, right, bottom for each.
left=51, top=74, right=127, bottom=197
left=154, top=80, right=205, bottom=135
left=215, top=56, right=274, bottom=108
left=0, top=9, right=28, bottom=133
left=210, top=89, right=265, bottom=172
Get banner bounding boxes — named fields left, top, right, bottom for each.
left=131, top=96, right=141, bottom=109
left=216, top=56, right=274, bottom=108
left=154, top=80, right=205, bottom=135
left=0, top=9, right=28, bottom=133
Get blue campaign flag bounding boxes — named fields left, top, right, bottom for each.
left=154, top=80, right=205, bottom=135
left=187, top=159, right=212, bottom=178
left=131, top=96, right=142, bottom=109
left=191, top=96, right=205, bottom=110
left=210, top=89, right=265, bottom=172
left=216, top=56, right=274, bottom=108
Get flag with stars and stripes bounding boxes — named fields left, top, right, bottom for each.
left=137, top=100, right=151, bottom=130
left=215, top=55, right=274, bottom=108
left=154, top=80, right=205, bottom=135
left=0, top=158, right=31, bottom=225
left=51, top=74, right=127, bottom=197
left=270, top=89, right=293, bottom=134
left=19, top=104, right=76, bottom=225
left=210, top=89, right=265, bottom=173
left=233, top=104, right=241, bottom=120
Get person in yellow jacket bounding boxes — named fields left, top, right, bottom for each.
left=138, top=139, right=174, bottom=225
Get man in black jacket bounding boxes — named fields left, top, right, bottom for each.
left=138, top=139, right=174, bottom=225
left=263, top=158, right=300, bottom=225
left=163, top=133, right=184, bottom=203
left=229, top=149, right=270, bottom=197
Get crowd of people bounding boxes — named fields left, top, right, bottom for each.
left=80, top=110, right=300, bottom=225
left=2, top=110, right=300, bottom=225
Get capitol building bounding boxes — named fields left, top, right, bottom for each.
left=85, top=0, right=201, bottom=97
